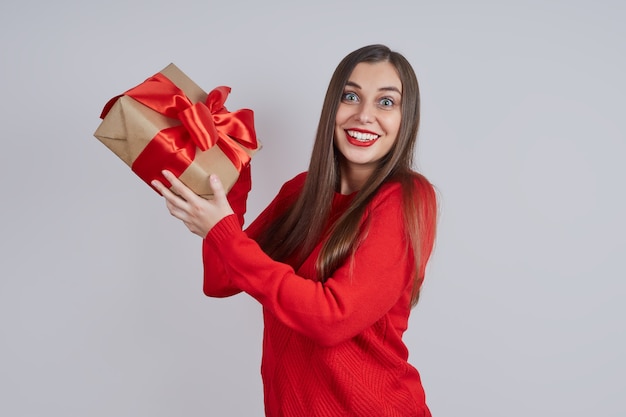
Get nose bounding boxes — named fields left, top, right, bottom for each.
left=355, top=104, right=373, bottom=123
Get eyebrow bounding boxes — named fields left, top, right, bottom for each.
left=345, top=81, right=402, bottom=94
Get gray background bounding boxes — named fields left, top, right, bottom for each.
left=1, top=0, right=624, bottom=416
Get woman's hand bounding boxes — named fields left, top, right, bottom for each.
left=151, top=170, right=234, bottom=238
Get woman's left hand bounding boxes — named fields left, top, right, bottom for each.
left=151, top=170, right=234, bottom=238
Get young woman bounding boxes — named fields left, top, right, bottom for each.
left=152, top=44, right=438, bottom=417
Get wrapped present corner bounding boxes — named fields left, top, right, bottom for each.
left=94, top=63, right=260, bottom=198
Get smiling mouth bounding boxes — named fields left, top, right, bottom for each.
left=346, top=129, right=380, bottom=146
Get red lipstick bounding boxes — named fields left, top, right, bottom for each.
left=344, top=128, right=380, bottom=147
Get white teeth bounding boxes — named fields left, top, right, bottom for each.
left=347, top=130, right=379, bottom=141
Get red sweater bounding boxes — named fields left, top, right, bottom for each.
left=202, top=171, right=434, bottom=417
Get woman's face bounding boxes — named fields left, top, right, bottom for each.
left=334, top=61, right=402, bottom=176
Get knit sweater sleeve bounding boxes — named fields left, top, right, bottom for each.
left=202, top=172, right=304, bottom=298
left=204, top=182, right=416, bottom=347
left=200, top=164, right=251, bottom=298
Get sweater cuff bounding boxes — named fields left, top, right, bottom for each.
left=205, top=214, right=243, bottom=245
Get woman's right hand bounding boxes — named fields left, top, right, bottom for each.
left=151, top=170, right=235, bottom=238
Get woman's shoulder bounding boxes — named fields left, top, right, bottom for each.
left=373, top=171, right=436, bottom=205
left=271, top=171, right=308, bottom=203
left=279, top=171, right=307, bottom=194
left=283, top=171, right=308, bottom=189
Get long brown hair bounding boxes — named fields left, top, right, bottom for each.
left=257, top=44, right=437, bottom=306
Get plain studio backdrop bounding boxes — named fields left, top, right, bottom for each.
left=1, top=1, right=624, bottom=416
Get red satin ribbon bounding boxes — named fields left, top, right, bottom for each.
left=101, top=72, right=257, bottom=191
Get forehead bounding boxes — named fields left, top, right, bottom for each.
left=347, top=61, right=402, bottom=93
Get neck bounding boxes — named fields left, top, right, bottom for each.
left=338, top=163, right=374, bottom=194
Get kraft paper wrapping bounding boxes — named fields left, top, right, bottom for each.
left=93, top=63, right=260, bottom=198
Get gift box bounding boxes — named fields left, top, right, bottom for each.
left=94, top=63, right=260, bottom=198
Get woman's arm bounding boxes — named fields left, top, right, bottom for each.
left=152, top=164, right=251, bottom=297
left=205, top=183, right=418, bottom=346
left=202, top=172, right=305, bottom=297
left=201, top=163, right=252, bottom=297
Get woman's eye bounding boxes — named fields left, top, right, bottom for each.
left=342, top=92, right=358, bottom=102
left=379, top=98, right=394, bottom=107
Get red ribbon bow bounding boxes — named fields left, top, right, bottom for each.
left=101, top=71, right=257, bottom=191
